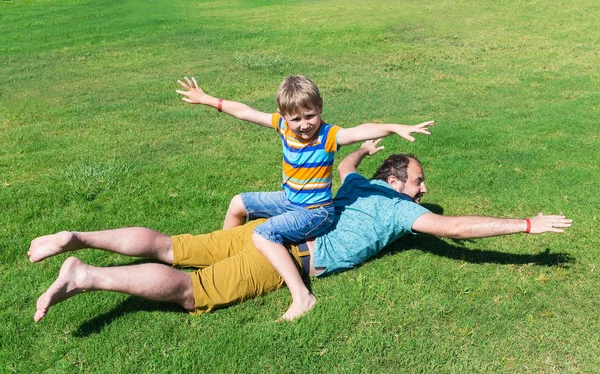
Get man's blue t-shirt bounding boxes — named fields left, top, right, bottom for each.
left=313, top=172, right=430, bottom=276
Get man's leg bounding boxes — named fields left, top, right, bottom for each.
left=34, top=257, right=194, bottom=322
left=188, top=236, right=285, bottom=315
left=28, top=227, right=173, bottom=264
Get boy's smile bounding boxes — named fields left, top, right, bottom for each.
left=283, top=108, right=323, bottom=140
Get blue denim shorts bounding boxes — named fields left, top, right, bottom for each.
left=241, top=191, right=335, bottom=245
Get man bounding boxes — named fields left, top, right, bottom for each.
left=29, top=140, right=571, bottom=322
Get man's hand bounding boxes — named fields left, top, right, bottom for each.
left=528, top=213, right=572, bottom=234
left=392, top=120, right=434, bottom=142
left=360, top=138, right=385, bottom=156
left=176, top=76, right=208, bottom=105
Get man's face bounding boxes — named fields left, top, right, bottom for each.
left=389, top=159, right=427, bottom=204
left=282, top=108, right=323, bottom=140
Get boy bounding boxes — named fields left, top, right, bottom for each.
left=176, top=75, right=433, bottom=320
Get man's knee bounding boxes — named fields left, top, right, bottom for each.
left=181, top=276, right=196, bottom=312
left=156, top=233, right=175, bottom=264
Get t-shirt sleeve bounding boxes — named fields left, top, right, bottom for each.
left=336, top=172, right=369, bottom=195
left=396, top=200, right=431, bottom=234
left=324, top=125, right=341, bottom=152
left=271, top=113, right=282, bottom=131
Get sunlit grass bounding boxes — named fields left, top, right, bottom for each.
left=1, top=0, right=599, bottom=372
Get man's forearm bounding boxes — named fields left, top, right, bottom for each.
left=337, top=147, right=371, bottom=181
left=446, top=216, right=527, bottom=239
left=413, top=213, right=571, bottom=239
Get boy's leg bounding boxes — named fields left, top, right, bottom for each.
left=252, top=233, right=315, bottom=321
left=28, top=228, right=174, bottom=264
left=34, top=257, right=195, bottom=322
left=252, top=205, right=332, bottom=320
left=223, top=194, right=247, bottom=229
left=223, top=191, right=288, bottom=230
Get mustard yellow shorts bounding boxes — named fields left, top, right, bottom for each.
left=171, top=219, right=305, bottom=315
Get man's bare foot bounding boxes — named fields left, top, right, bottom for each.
left=28, top=231, right=79, bottom=263
left=278, top=293, right=317, bottom=322
left=34, top=257, right=88, bottom=322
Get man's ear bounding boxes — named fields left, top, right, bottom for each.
left=387, top=175, right=397, bottom=186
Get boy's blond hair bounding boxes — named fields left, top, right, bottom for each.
left=277, top=75, right=323, bottom=117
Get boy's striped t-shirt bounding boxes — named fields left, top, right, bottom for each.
left=271, top=113, right=341, bottom=208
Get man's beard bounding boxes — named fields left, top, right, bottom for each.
left=412, top=193, right=423, bottom=204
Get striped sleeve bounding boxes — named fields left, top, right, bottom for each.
left=324, top=125, right=341, bottom=152
left=271, top=113, right=282, bottom=130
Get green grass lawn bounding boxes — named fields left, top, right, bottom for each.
left=1, top=0, right=599, bottom=371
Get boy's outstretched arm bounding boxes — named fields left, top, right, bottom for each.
left=336, top=120, right=434, bottom=146
left=176, top=76, right=272, bottom=128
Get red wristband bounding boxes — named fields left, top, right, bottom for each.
left=217, top=98, right=223, bottom=112
left=524, top=218, right=531, bottom=233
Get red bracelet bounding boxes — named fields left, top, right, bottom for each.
left=524, top=218, right=531, bottom=233
left=217, top=98, right=223, bottom=112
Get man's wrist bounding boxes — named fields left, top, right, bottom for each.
left=357, top=147, right=371, bottom=157
left=524, top=218, right=531, bottom=233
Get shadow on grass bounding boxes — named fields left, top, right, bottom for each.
left=380, top=203, right=575, bottom=267
left=74, top=296, right=185, bottom=337
left=72, top=258, right=186, bottom=337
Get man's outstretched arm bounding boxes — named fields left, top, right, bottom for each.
left=337, top=139, right=385, bottom=182
left=412, top=212, right=572, bottom=239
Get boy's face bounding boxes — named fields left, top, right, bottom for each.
left=282, top=107, right=323, bottom=140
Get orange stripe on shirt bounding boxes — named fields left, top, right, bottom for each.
left=324, top=125, right=340, bottom=152
left=271, top=113, right=282, bottom=130
left=282, top=163, right=333, bottom=181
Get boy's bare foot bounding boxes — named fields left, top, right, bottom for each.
left=278, top=293, right=317, bottom=322
left=28, top=231, right=79, bottom=263
left=34, top=257, right=88, bottom=322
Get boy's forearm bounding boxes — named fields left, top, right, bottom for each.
left=204, top=97, right=272, bottom=127
left=337, top=123, right=397, bottom=145
left=177, top=77, right=272, bottom=127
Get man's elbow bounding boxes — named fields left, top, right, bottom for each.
left=337, top=162, right=353, bottom=176
left=440, top=219, right=465, bottom=239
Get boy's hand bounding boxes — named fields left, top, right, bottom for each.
left=176, top=77, right=208, bottom=104
left=393, top=120, right=434, bottom=142
left=360, top=138, right=385, bottom=156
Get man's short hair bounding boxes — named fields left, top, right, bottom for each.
left=277, top=75, right=323, bottom=117
left=372, top=154, right=421, bottom=182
